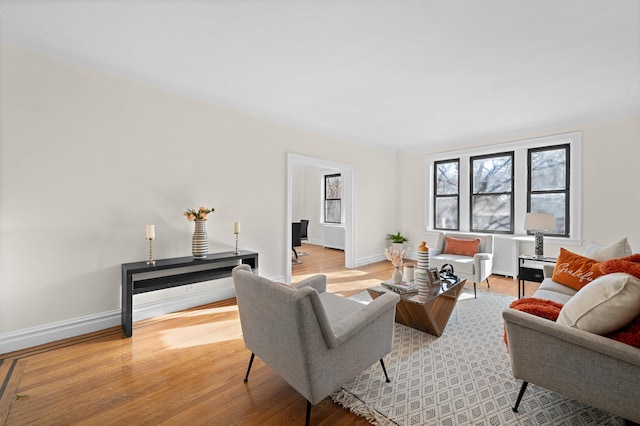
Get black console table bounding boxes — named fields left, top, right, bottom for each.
left=121, top=250, right=258, bottom=337
left=518, top=255, right=556, bottom=299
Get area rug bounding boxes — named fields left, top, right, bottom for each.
left=331, top=291, right=625, bottom=425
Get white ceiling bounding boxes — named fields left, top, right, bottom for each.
left=1, top=1, right=639, bottom=152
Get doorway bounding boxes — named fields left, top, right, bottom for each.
left=285, top=153, right=355, bottom=284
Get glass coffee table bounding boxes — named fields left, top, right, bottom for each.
left=367, top=279, right=466, bottom=337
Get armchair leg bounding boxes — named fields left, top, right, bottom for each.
left=243, top=353, right=255, bottom=382
left=380, top=359, right=391, bottom=383
left=305, top=400, right=312, bottom=426
left=473, top=282, right=477, bottom=299
left=512, top=381, right=528, bottom=412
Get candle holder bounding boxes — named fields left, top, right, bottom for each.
left=234, top=233, right=240, bottom=255
left=146, top=237, right=156, bottom=265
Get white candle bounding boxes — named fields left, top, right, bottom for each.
left=234, top=221, right=241, bottom=234
left=146, top=224, right=155, bottom=240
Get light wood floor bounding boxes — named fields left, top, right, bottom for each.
left=1, top=244, right=535, bottom=425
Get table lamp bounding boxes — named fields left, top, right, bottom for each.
left=524, top=212, right=555, bottom=258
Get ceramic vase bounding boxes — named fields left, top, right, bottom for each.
left=192, top=220, right=209, bottom=259
left=415, top=269, right=430, bottom=300
left=392, top=267, right=403, bottom=284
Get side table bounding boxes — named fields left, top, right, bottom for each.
left=518, top=255, right=556, bottom=298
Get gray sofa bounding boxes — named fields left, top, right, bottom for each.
left=503, top=264, right=640, bottom=423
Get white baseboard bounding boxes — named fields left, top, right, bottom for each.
left=355, top=253, right=386, bottom=267
left=0, top=286, right=236, bottom=354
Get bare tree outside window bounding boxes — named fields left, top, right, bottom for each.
left=434, top=160, right=459, bottom=230
left=470, top=152, right=514, bottom=233
left=528, top=144, right=569, bottom=236
left=325, top=173, right=342, bottom=223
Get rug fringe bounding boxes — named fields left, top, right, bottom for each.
left=331, top=388, right=397, bottom=426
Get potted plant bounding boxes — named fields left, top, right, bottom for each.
left=387, top=231, right=409, bottom=249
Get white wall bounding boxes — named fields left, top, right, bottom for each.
left=398, top=115, right=640, bottom=255
left=291, top=165, right=324, bottom=243
left=0, top=44, right=398, bottom=346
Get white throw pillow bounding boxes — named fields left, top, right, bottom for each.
left=557, top=272, right=640, bottom=335
left=582, top=237, right=632, bottom=262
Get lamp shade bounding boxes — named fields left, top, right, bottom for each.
left=524, top=212, right=555, bottom=231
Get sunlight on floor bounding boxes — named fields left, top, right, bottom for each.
left=291, top=269, right=368, bottom=283
left=161, top=319, right=243, bottom=349
left=179, top=305, right=238, bottom=317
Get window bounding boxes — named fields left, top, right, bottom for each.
left=434, top=159, right=459, bottom=230
left=470, top=152, right=514, bottom=233
left=324, top=173, right=342, bottom=223
left=528, top=144, right=570, bottom=236
left=426, top=131, right=581, bottom=239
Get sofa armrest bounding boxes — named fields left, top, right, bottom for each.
left=293, top=274, right=327, bottom=293
left=430, top=248, right=442, bottom=256
left=504, top=308, right=640, bottom=367
left=503, top=308, right=640, bottom=422
left=543, top=264, right=555, bottom=278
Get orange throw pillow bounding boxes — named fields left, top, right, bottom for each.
left=552, top=248, right=605, bottom=291
left=444, top=237, right=480, bottom=256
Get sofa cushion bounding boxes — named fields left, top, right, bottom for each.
left=557, top=272, right=640, bottom=335
left=552, top=248, right=605, bottom=291
left=533, top=278, right=577, bottom=304
left=537, top=278, right=577, bottom=296
left=582, top=237, right=632, bottom=262
left=444, top=236, right=480, bottom=256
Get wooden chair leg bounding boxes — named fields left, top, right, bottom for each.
left=485, top=277, right=491, bottom=288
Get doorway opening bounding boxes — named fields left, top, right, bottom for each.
left=285, top=153, right=355, bottom=284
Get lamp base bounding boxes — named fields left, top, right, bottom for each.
left=534, top=231, right=544, bottom=258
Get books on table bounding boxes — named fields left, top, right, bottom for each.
left=381, top=279, right=417, bottom=294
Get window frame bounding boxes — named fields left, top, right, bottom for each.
left=527, top=143, right=570, bottom=237
left=323, top=173, right=342, bottom=224
left=433, top=159, right=460, bottom=231
left=469, top=151, right=515, bottom=234
left=425, top=131, right=581, bottom=241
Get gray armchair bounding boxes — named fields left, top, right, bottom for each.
left=232, top=265, right=400, bottom=425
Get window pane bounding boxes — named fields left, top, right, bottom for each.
left=435, top=198, right=458, bottom=229
left=472, top=194, right=512, bottom=231
left=325, top=200, right=341, bottom=223
left=531, top=193, right=565, bottom=234
left=436, top=161, right=458, bottom=195
left=326, top=176, right=341, bottom=199
left=472, top=155, right=512, bottom=193
left=531, top=148, right=566, bottom=191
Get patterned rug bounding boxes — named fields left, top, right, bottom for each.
left=331, top=291, right=625, bottom=425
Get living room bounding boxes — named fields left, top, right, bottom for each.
left=1, top=2, right=639, bottom=424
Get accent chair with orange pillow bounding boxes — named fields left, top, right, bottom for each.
left=429, top=232, right=494, bottom=298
